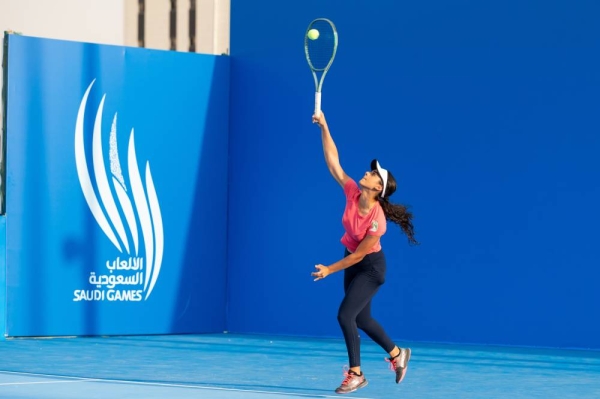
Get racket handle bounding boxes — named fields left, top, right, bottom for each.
left=314, top=91, right=321, bottom=115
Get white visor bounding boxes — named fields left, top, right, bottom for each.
left=371, top=159, right=388, bottom=198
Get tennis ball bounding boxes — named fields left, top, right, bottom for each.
left=308, top=29, right=320, bottom=40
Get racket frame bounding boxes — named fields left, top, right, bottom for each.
left=304, top=18, right=338, bottom=115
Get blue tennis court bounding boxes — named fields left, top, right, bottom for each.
left=2, top=333, right=599, bottom=398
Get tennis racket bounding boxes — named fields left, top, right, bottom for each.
left=304, top=18, right=338, bottom=116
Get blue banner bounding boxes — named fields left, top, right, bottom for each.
left=5, top=35, right=230, bottom=336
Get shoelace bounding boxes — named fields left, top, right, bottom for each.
left=385, top=357, right=395, bottom=371
left=340, top=366, right=358, bottom=385
left=385, top=356, right=400, bottom=371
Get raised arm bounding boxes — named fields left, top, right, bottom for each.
left=312, top=111, right=350, bottom=188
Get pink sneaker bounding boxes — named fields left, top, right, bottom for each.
left=386, top=347, right=411, bottom=383
left=335, top=367, right=368, bottom=394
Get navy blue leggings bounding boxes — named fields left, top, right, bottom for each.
left=337, top=248, right=396, bottom=368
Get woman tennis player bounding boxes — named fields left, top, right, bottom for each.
left=311, top=111, right=418, bottom=394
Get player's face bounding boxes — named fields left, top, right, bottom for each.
left=359, top=170, right=383, bottom=193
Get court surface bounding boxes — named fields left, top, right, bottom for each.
left=1, top=333, right=599, bottom=398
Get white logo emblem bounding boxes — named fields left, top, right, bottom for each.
left=73, top=80, right=164, bottom=302
left=369, top=220, right=379, bottom=232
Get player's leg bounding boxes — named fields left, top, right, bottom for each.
left=335, top=261, right=381, bottom=393
left=354, top=250, right=411, bottom=384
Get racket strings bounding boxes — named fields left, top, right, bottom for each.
left=305, top=21, right=337, bottom=71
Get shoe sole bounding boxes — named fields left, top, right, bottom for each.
left=335, top=379, right=368, bottom=394
left=396, top=348, right=411, bottom=384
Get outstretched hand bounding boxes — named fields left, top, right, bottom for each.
left=312, top=264, right=331, bottom=281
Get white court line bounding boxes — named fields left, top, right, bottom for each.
left=0, top=371, right=374, bottom=399
left=0, top=371, right=100, bottom=387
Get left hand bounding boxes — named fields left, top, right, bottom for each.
left=312, top=264, right=331, bottom=281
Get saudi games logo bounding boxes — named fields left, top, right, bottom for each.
left=73, top=80, right=164, bottom=302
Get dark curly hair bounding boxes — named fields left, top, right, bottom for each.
left=376, top=169, right=419, bottom=245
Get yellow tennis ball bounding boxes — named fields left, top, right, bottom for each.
left=308, top=29, right=320, bottom=40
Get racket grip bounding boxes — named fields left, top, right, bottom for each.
left=314, top=92, right=321, bottom=115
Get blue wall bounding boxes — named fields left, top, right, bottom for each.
left=4, top=35, right=230, bottom=336
left=227, top=0, right=600, bottom=349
